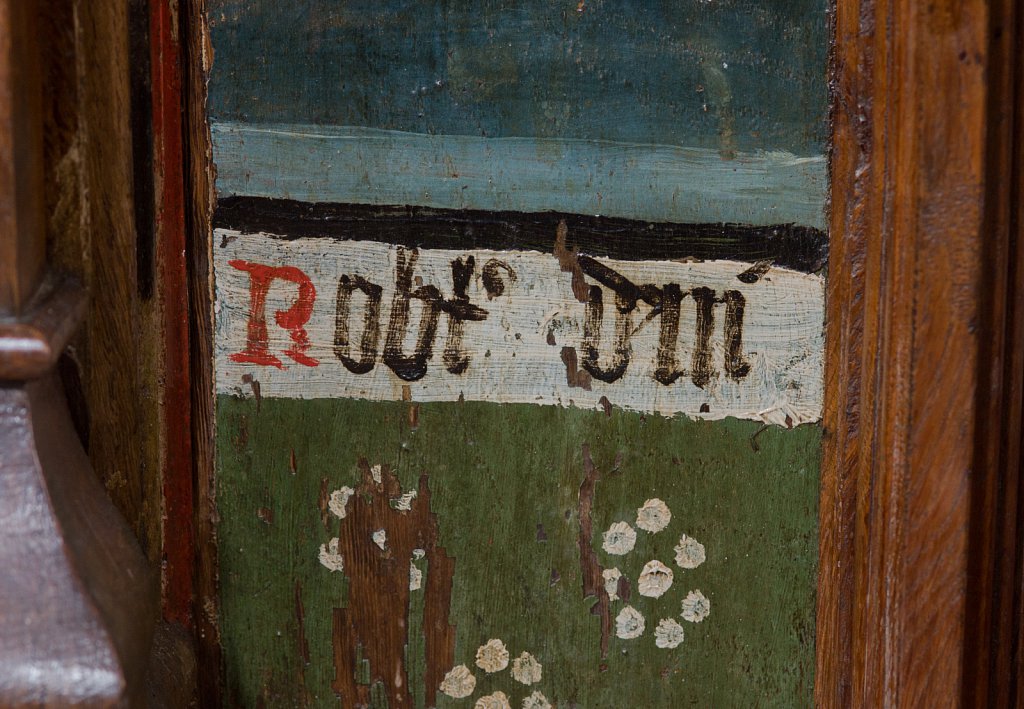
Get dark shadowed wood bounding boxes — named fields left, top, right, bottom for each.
left=0, top=1, right=45, bottom=315
left=819, top=0, right=1024, bottom=705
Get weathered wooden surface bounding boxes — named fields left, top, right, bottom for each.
left=199, top=1, right=828, bottom=706
left=818, top=0, right=1024, bottom=705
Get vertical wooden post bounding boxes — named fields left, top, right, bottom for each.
left=819, top=0, right=1024, bottom=704
left=0, top=1, right=44, bottom=313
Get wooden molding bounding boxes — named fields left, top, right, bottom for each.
left=0, top=277, right=85, bottom=380
left=0, top=374, right=158, bottom=706
left=819, top=0, right=1024, bottom=705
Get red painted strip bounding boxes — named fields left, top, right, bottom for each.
left=151, top=0, right=195, bottom=628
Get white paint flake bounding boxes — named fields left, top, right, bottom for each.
left=409, top=562, right=422, bottom=591
left=440, top=665, right=476, bottom=699
left=602, top=568, right=623, bottom=601
left=391, top=489, right=417, bottom=511
left=522, top=691, right=552, bottom=709
left=655, top=618, right=685, bottom=649
left=215, top=234, right=825, bottom=425
left=370, top=464, right=383, bottom=484
left=372, top=529, right=387, bottom=550
left=674, top=534, right=706, bottom=569
left=412, top=548, right=426, bottom=560
left=475, top=691, right=512, bottom=709
left=317, top=538, right=344, bottom=572
left=601, top=522, right=637, bottom=555
left=615, top=605, right=646, bottom=640
left=511, top=652, right=542, bottom=685
left=638, top=560, right=674, bottom=598
left=636, top=498, right=672, bottom=533
left=681, top=589, right=711, bottom=623
left=475, top=638, right=510, bottom=673
left=328, top=486, right=354, bottom=519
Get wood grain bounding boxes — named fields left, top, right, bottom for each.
left=182, top=0, right=223, bottom=703
left=818, top=0, right=1024, bottom=704
left=0, top=1, right=45, bottom=315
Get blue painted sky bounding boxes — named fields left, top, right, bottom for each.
left=207, top=0, right=829, bottom=157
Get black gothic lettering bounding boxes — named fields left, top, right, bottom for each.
left=333, top=274, right=383, bottom=374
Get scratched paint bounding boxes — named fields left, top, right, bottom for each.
left=207, top=0, right=826, bottom=706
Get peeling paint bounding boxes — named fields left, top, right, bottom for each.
left=637, top=560, right=674, bottom=598
left=475, top=690, right=512, bottom=709
left=654, top=618, right=686, bottom=649
left=440, top=664, right=476, bottom=699
left=391, top=489, right=418, bottom=511
left=317, top=537, right=344, bottom=572
left=475, top=638, right=510, bottom=673
left=409, top=562, right=422, bottom=591
left=674, top=534, right=707, bottom=569
left=636, top=498, right=672, bottom=533
left=327, top=485, right=354, bottom=518
left=602, top=568, right=622, bottom=601
left=370, top=464, right=383, bottom=484
left=681, top=590, right=711, bottom=623
left=511, top=652, right=542, bottom=685
left=330, top=462, right=455, bottom=707
left=522, top=691, right=553, bottom=709
left=601, top=521, right=637, bottom=555
left=615, top=606, right=646, bottom=640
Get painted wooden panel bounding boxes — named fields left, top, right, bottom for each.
left=205, top=1, right=828, bottom=706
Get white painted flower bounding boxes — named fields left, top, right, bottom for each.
left=636, top=498, right=672, bottom=533
left=601, top=521, right=637, bottom=555
left=654, top=618, right=685, bottom=649
left=372, top=529, right=387, bottom=550
left=638, top=560, right=674, bottom=598
left=475, top=691, right=512, bottom=709
left=328, top=486, right=354, bottom=519
left=615, top=605, right=645, bottom=639
left=674, top=534, right=706, bottom=569
left=681, top=589, right=711, bottom=623
left=522, top=691, right=552, bottom=709
left=439, top=664, right=476, bottom=698
left=511, top=651, right=542, bottom=685
left=317, top=538, right=344, bottom=572
left=409, top=562, right=423, bottom=591
left=391, top=489, right=417, bottom=511
left=475, top=638, right=510, bottom=672
left=602, top=567, right=622, bottom=601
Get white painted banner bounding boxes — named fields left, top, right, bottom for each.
left=214, top=230, right=824, bottom=425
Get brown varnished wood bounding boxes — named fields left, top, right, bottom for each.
left=0, top=2, right=159, bottom=701
left=967, top=1, right=1024, bottom=706
left=0, top=1, right=45, bottom=315
left=0, top=278, right=86, bottom=380
left=182, top=0, right=223, bottom=703
left=0, top=375, right=157, bottom=707
left=819, top=0, right=1024, bottom=705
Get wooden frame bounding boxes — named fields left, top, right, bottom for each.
left=177, top=0, right=1024, bottom=704
left=819, top=0, right=1024, bottom=705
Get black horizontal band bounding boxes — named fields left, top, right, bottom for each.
left=213, top=196, right=827, bottom=274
